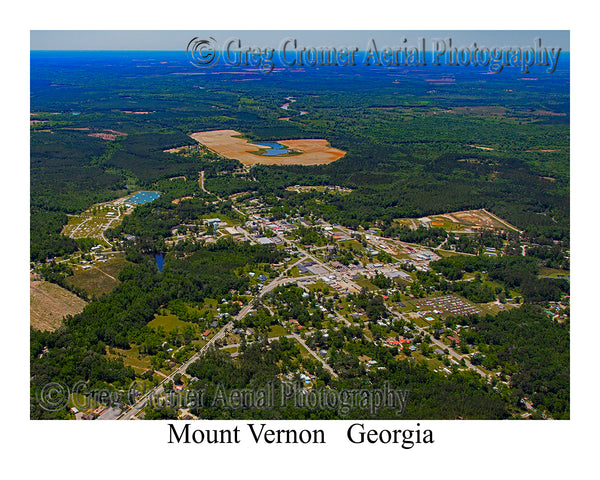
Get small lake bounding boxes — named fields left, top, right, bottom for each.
left=127, top=191, right=161, bottom=204
left=155, top=253, right=164, bottom=272
left=254, top=141, right=289, bottom=156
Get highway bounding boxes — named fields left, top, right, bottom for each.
left=118, top=191, right=490, bottom=419
left=118, top=251, right=309, bottom=419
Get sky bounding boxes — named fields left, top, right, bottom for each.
left=30, top=30, right=570, bottom=51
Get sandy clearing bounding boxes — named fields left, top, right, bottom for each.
left=189, top=129, right=345, bottom=166
left=450, top=209, right=522, bottom=233
left=466, top=144, right=495, bottom=151
left=164, top=146, right=187, bottom=153
left=171, top=196, right=193, bottom=204
left=88, top=130, right=126, bottom=141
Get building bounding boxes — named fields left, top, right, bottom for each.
left=256, top=237, right=274, bottom=245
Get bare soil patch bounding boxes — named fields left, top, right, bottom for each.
left=171, top=196, right=193, bottom=204
left=466, top=144, right=495, bottom=151
left=88, top=129, right=126, bottom=141
left=30, top=279, right=87, bottom=331
left=450, top=209, right=521, bottom=232
left=189, top=129, right=345, bottom=165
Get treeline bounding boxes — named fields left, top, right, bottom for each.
left=431, top=255, right=569, bottom=304
left=383, top=225, right=448, bottom=247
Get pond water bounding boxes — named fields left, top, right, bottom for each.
left=127, top=191, right=161, bottom=204
left=155, top=253, right=164, bottom=272
left=254, top=141, right=289, bottom=156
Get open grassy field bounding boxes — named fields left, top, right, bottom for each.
left=538, top=267, right=570, bottom=279
left=189, top=129, right=346, bottom=166
left=354, top=276, right=378, bottom=292
left=108, top=345, right=152, bottom=374
left=65, top=253, right=131, bottom=297
left=147, top=313, right=199, bottom=334
left=268, top=325, right=289, bottom=338
left=292, top=338, right=311, bottom=358
left=30, top=278, right=87, bottom=331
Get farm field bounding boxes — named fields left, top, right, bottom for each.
left=189, top=129, right=346, bottom=165
left=30, top=277, right=87, bottom=331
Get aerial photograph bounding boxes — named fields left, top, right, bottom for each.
left=30, top=30, right=570, bottom=422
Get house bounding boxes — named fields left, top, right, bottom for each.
left=202, top=330, right=211, bottom=337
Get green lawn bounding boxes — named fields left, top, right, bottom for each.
left=69, top=393, right=101, bottom=413
left=148, top=313, right=198, bottom=333
left=108, top=345, right=153, bottom=372
left=292, top=338, right=311, bottom=358
left=268, top=325, right=289, bottom=338
left=354, top=276, right=378, bottom=291
left=65, top=253, right=132, bottom=297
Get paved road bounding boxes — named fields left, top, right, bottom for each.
left=391, top=311, right=488, bottom=378
left=291, top=333, right=338, bottom=378
left=118, top=260, right=307, bottom=420
left=117, top=187, right=489, bottom=419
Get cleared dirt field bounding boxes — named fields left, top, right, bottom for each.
left=171, top=196, right=193, bottom=204
left=30, top=278, right=87, bottom=331
left=189, top=129, right=346, bottom=165
left=397, top=208, right=521, bottom=233
left=88, top=131, right=126, bottom=141
left=448, top=209, right=521, bottom=233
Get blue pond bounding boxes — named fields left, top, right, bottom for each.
left=155, top=253, right=164, bottom=272
left=254, top=141, right=289, bottom=156
left=127, top=191, right=161, bottom=204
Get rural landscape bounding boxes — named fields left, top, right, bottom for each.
left=30, top=39, right=569, bottom=421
